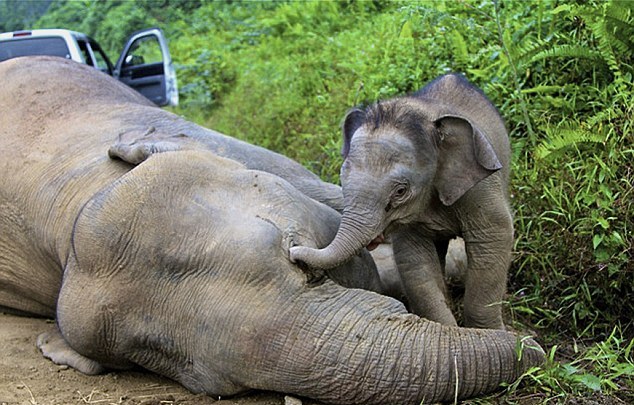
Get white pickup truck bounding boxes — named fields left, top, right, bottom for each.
left=0, top=28, right=178, bottom=107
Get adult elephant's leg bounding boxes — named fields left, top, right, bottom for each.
left=37, top=326, right=105, bottom=375
left=392, top=228, right=457, bottom=325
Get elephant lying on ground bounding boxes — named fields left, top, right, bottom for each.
left=0, top=57, right=543, bottom=404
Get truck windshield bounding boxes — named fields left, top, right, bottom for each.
left=0, top=37, right=70, bottom=62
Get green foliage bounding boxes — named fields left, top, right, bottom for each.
left=462, top=328, right=633, bottom=404
left=28, top=0, right=634, bottom=401
left=511, top=328, right=633, bottom=403
left=0, top=0, right=52, bottom=32
left=32, top=0, right=205, bottom=62
left=506, top=0, right=633, bottom=343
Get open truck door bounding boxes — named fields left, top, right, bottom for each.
left=114, top=28, right=178, bottom=107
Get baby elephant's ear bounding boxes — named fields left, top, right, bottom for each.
left=341, top=107, right=366, bottom=158
left=434, top=115, right=502, bottom=206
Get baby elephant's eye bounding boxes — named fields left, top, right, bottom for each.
left=393, top=184, right=408, bottom=198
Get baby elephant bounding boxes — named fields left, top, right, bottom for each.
left=291, top=74, right=513, bottom=329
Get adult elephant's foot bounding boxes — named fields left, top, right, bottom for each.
left=37, top=327, right=105, bottom=375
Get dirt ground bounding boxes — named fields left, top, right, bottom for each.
left=0, top=313, right=320, bottom=405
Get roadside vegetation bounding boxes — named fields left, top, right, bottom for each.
left=5, top=0, right=633, bottom=402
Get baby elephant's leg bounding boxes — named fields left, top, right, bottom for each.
left=392, top=230, right=457, bottom=326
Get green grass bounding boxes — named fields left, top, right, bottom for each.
left=470, top=327, right=634, bottom=404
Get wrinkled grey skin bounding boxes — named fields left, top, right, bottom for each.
left=291, top=74, right=513, bottom=329
left=0, top=58, right=543, bottom=404
left=111, top=99, right=344, bottom=213
left=107, top=127, right=344, bottom=211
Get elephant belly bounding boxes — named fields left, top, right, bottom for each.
left=409, top=221, right=459, bottom=241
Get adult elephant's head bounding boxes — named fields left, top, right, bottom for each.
left=290, top=74, right=506, bottom=269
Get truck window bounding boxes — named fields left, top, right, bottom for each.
left=77, top=39, right=94, bottom=66
left=0, top=37, right=70, bottom=62
left=123, top=35, right=163, bottom=67
left=88, top=40, right=113, bottom=75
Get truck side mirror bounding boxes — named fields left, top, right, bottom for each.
left=124, top=54, right=145, bottom=67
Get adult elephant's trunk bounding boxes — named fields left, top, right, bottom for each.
left=290, top=208, right=381, bottom=270
left=246, top=284, right=544, bottom=404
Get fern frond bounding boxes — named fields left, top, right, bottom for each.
left=589, top=17, right=622, bottom=75
left=605, top=0, right=634, bottom=30
left=535, top=127, right=606, bottom=160
left=449, top=30, right=469, bottom=67
left=604, top=16, right=634, bottom=51
left=515, top=37, right=550, bottom=64
left=521, top=84, right=578, bottom=95
left=533, top=1, right=633, bottom=77
left=586, top=109, right=614, bottom=129
left=604, top=1, right=634, bottom=56
left=530, top=44, right=605, bottom=64
left=582, top=0, right=634, bottom=77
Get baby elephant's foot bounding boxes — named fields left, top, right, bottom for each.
left=37, top=327, right=105, bottom=375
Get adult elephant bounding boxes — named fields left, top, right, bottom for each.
left=291, top=74, right=513, bottom=329
left=0, top=57, right=542, bottom=404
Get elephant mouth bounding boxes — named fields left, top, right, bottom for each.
left=366, top=234, right=385, bottom=251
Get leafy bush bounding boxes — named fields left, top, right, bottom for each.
left=504, top=0, right=633, bottom=341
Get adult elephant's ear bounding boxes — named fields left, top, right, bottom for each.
left=341, top=107, right=366, bottom=158
left=108, top=127, right=189, bottom=165
left=434, top=115, right=502, bottom=206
